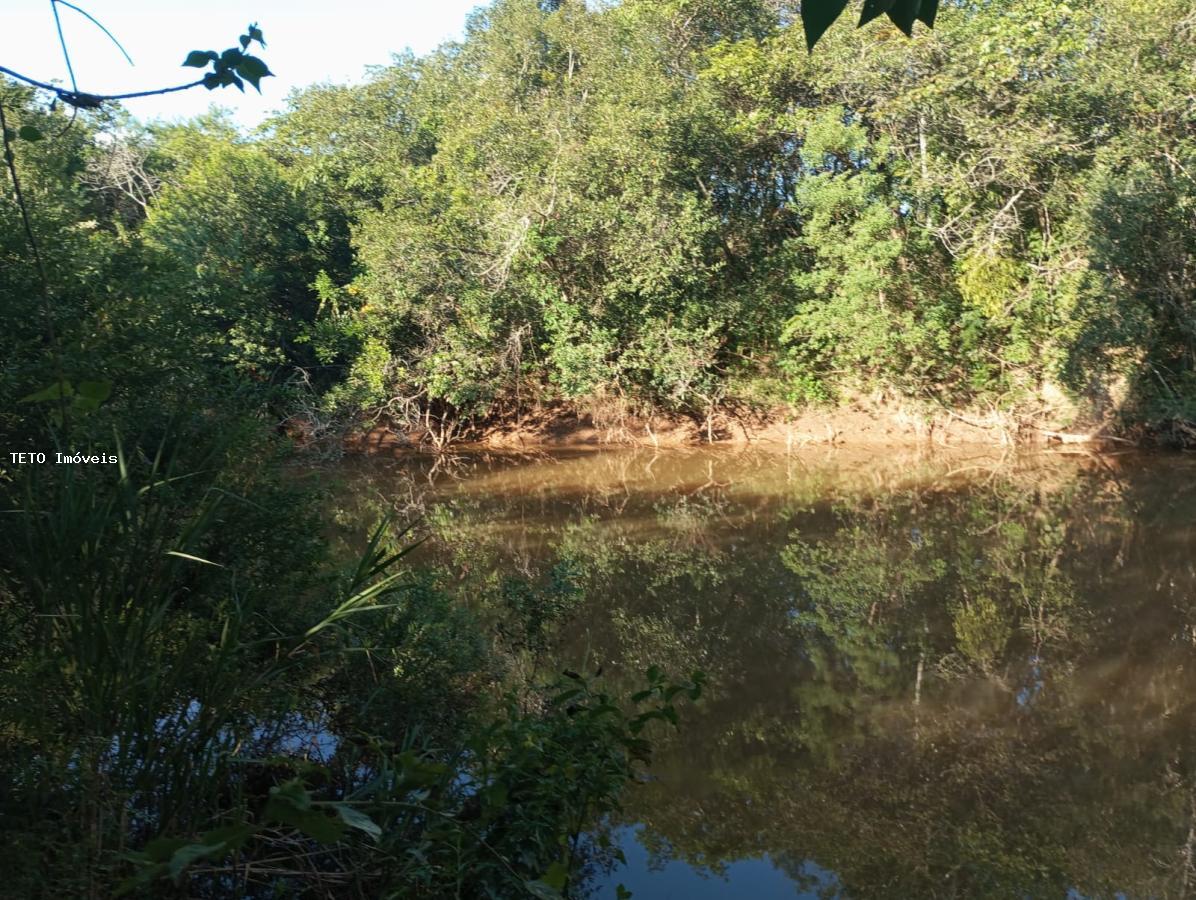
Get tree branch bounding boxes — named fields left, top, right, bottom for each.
left=54, top=0, right=135, bottom=68
left=50, top=0, right=80, bottom=94
left=0, top=64, right=204, bottom=108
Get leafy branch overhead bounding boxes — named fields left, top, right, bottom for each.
left=803, top=0, right=939, bottom=50
left=0, top=22, right=272, bottom=108
left=182, top=24, right=273, bottom=93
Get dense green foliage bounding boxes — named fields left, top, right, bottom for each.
left=0, top=438, right=701, bottom=895
left=268, top=0, right=1194, bottom=441
left=1, top=18, right=711, bottom=895
left=6, top=0, right=1195, bottom=447
left=2, top=0, right=1194, bottom=894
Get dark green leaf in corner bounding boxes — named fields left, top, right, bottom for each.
left=802, top=0, right=851, bottom=51
left=859, top=0, right=897, bottom=27
left=886, top=0, right=925, bottom=37
left=17, top=125, right=42, bottom=142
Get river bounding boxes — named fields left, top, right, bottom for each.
left=333, top=447, right=1196, bottom=899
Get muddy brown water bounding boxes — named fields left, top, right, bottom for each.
left=334, top=447, right=1196, bottom=899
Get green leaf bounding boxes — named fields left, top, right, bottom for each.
left=20, top=379, right=73, bottom=403
left=859, top=0, right=896, bottom=26
left=199, top=823, right=255, bottom=850
left=264, top=780, right=347, bottom=844
left=616, top=886, right=633, bottom=900
left=141, top=836, right=188, bottom=863
left=202, top=70, right=246, bottom=91
left=917, top=0, right=939, bottom=26
left=235, top=55, right=273, bottom=92
left=274, top=804, right=346, bottom=843
left=333, top=803, right=381, bottom=842
left=297, top=811, right=346, bottom=843
left=525, top=879, right=565, bottom=899
left=182, top=50, right=216, bottom=68
left=802, top=0, right=851, bottom=51
left=541, top=860, right=569, bottom=890
left=76, top=379, right=112, bottom=403
left=72, top=379, right=111, bottom=414
left=886, top=0, right=924, bottom=36
left=394, top=750, right=449, bottom=789
left=167, top=842, right=224, bottom=880
left=267, top=778, right=312, bottom=811
left=239, top=34, right=251, bottom=50
left=248, top=24, right=265, bottom=47
left=18, top=125, right=43, bottom=142
left=552, top=687, right=583, bottom=705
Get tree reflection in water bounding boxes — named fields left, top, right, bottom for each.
left=336, top=448, right=1196, bottom=898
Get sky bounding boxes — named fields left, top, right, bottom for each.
left=1, top=0, right=484, bottom=126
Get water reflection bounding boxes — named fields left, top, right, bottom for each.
left=335, top=448, right=1196, bottom=898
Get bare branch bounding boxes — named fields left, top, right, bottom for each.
left=50, top=0, right=79, bottom=93
left=0, top=65, right=205, bottom=108
left=54, top=0, right=135, bottom=67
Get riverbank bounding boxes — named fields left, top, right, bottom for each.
left=339, top=397, right=1151, bottom=455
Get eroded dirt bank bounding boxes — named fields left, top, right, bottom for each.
left=339, top=399, right=1146, bottom=456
